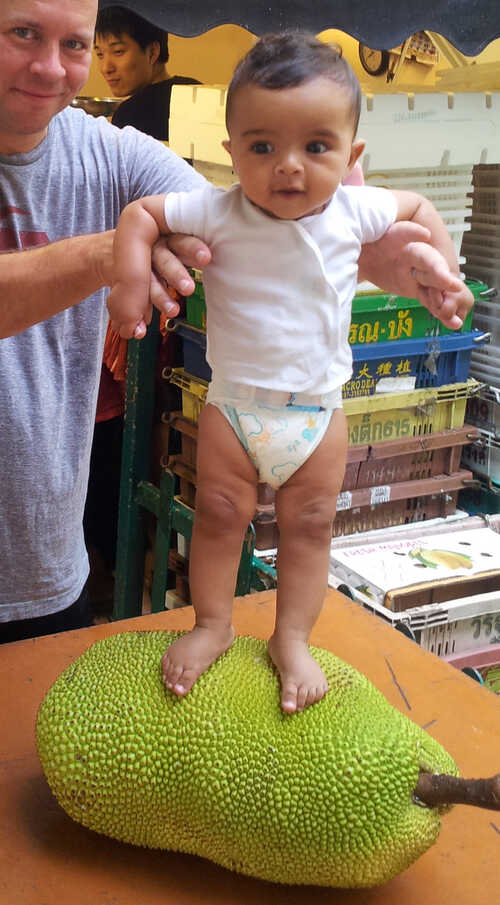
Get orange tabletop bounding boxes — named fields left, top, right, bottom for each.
left=1, top=588, right=499, bottom=905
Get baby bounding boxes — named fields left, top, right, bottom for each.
left=108, top=32, right=473, bottom=713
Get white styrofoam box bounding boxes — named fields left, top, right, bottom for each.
left=330, top=525, right=500, bottom=608
left=352, top=587, right=500, bottom=658
left=365, top=165, right=472, bottom=195
left=358, top=92, right=500, bottom=170
left=176, top=535, right=191, bottom=559
left=365, top=163, right=474, bottom=257
left=170, top=121, right=229, bottom=166
left=170, top=84, right=227, bottom=123
left=169, top=85, right=500, bottom=170
left=169, top=84, right=228, bottom=164
left=192, top=159, right=234, bottom=189
left=466, top=384, right=500, bottom=437
left=165, top=590, right=189, bottom=610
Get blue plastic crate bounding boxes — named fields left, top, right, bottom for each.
left=345, top=330, right=489, bottom=398
left=172, top=321, right=488, bottom=398
left=172, top=321, right=212, bottom=381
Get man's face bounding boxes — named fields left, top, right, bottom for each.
left=0, top=0, right=96, bottom=154
left=94, top=32, right=159, bottom=98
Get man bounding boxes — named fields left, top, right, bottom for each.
left=0, top=0, right=207, bottom=642
left=0, top=0, right=470, bottom=643
left=94, top=5, right=199, bottom=141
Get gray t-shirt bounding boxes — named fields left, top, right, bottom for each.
left=0, top=106, right=204, bottom=621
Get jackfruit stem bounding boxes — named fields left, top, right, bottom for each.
left=414, top=772, right=500, bottom=810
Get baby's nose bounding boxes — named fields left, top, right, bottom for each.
left=275, top=152, right=303, bottom=175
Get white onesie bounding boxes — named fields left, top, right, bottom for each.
left=165, top=182, right=397, bottom=484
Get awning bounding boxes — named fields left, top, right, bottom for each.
left=98, top=0, right=500, bottom=57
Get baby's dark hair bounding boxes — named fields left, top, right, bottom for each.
left=225, top=32, right=361, bottom=135
left=95, top=6, right=169, bottom=63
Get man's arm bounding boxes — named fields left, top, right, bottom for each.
left=0, top=232, right=113, bottom=339
left=0, top=230, right=211, bottom=340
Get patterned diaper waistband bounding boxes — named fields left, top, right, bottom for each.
left=207, top=379, right=343, bottom=411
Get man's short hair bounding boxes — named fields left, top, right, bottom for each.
left=226, top=32, right=361, bottom=136
left=95, top=6, right=169, bottom=63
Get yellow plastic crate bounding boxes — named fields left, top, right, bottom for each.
left=167, top=371, right=480, bottom=439
left=344, top=379, right=479, bottom=446
left=169, top=368, right=208, bottom=423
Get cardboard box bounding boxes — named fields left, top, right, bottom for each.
left=330, top=525, right=500, bottom=611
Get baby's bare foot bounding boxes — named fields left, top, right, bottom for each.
left=162, top=624, right=235, bottom=696
left=268, top=633, right=329, bottom=713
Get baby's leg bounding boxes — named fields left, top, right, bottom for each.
left=268, top=408, right=348, bottom=713
left=162, top=403, right=258, bottom=695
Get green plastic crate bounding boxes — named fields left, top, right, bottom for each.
left=185, top=275, right=487, bottom=342
left=348, top=279, right=486, bottom=345
left=186, top=270, right=207, bottom=330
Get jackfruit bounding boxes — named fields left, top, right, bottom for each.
left=36, top=631, right=458, bottom=888
left=409, top=547, right=473, bottom=570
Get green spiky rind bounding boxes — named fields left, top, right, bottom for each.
left=36, top=632, right=458, bottom=888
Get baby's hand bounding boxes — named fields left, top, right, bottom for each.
left=407, top=242, right=474, bottom=329
left=107, top=280, right=151, bottom=340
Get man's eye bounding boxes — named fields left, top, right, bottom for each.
left=65, top=40, right=86, bottom=51
left=307, top=141, right=328, bottom=154
left=14, top=27, right=36, bottom=40
left=251, top=142, right=273, bottom=154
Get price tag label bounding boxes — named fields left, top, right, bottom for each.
left=336, top=491, right=352, bottom=511
left=370, top=485, right=391, bottom=505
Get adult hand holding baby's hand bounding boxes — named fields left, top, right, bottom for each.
left=358, top=221, right=473, bottom=330
left=406, top=242, right=473, bottom=330
left=108, top=234, right=212, bottom=339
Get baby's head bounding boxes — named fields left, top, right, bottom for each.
left=226, top=32, right=361, bottom=136
left=223, top=32, right=364, bottom=220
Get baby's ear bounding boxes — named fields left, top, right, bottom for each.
left=347, top=139, right=365, bottom=173
left=222, top=139, right=237, bottom=174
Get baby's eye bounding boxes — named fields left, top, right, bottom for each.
left=251, top=141, right=273, bottom=155
left=307, top=141, right=328, bottom=154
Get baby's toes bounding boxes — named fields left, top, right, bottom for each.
left=281, top=682, right=299, bottom=713
left=162, top=656, right=183, bottom=689
left=308, top=682, right=329, bottom=707
left=172, top=667, right=199, bottom=696
left=295, top=683, right=311, bottom=712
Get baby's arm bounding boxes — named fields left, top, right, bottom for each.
left=391, top=191, right=474, bottom=329
left=108, top=194, right=170, bottom=339
left=400, top=240, right=472, bottom=330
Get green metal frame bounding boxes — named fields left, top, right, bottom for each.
left=113, top=314, right=268, bottom=620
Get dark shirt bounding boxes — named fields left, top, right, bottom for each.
left=111, top=76, right=200, bottom=141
